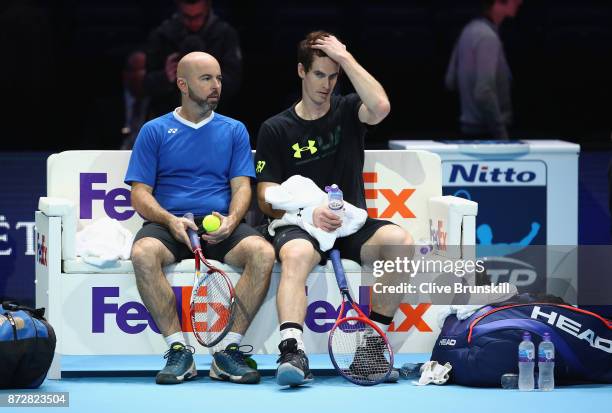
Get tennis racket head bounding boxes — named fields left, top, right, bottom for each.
left=190, top=255, right=236, bottom=347
left=328, top=295, right=394, bottom=386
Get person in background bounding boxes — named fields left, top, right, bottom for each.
left=445, top=0, right=523, bottom=139
left=144, top=0, right=242, bottom=117
left=121, top=51, right=150, bottom=150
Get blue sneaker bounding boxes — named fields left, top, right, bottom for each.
left=210, top=344, right=260, bottom=384
left=155, top=343, right=197, bottom=385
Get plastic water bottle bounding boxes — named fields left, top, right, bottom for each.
left=538, top=332, right=555, bottom=391
left=325, top=184, right=344, bottom=219
left=518, top=331, right=535, bottom=391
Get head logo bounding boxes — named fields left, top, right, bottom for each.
left=439, top=338, right=456, bottom=346
left=363, top=172, right=416, bottom=219
left=429, top=219, right=447, bottom=251
left=292, top=140, right=317, bottom=158
left=255, top=161, right=266, bottom=173
left=80, top=173, right=135, bottom=221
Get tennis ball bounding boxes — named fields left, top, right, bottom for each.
left=202, top=214, right=221, bottom=232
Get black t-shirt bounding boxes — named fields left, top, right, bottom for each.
left=255, top=93, right=367, bottom=212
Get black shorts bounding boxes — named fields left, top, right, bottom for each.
left=134, top=220, right=263, bottom=263
left=264, top=217, right=396, bottom=265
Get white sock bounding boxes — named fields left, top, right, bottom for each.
left=213, top=332, right=243, bottom=353
left=164, top=332, right=186, bottom=348
left=280, top=327, right=305, bottom=352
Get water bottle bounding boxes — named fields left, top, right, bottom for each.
left=325, top=184, right=345, bottom=219
left=518, top=331, right=535, bottom=391
left=538, top=332, right=555, bottom=391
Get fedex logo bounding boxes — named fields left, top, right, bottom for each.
left=92, top=286, right=432, bottom=334
left=363, top=172, right=415, bottom=219
left=80, top=173, right=135, bottom=221
left=429, top=219, right=447, bottom=251
left=445, top=162, right=546, bottom=187
left=36, top=233, right=47, bottom=266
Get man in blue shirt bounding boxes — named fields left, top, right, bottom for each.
left=125, top=52, right=274, bottom=385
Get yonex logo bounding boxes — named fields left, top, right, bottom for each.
left=168, top=128, right=178, bottom=134
left=256, top=161, right=266, bottom=173
left=292, top=140, right=317, bottom=158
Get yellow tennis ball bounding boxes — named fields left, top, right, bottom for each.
left=203, top=214, right=221, bottom=232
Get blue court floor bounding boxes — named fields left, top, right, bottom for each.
left=2, top=354, right=611, bottom=413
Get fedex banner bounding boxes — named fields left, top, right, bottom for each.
left=42, top=150, right=449, bottom=355
left=57, top=272, right=440, bottom=355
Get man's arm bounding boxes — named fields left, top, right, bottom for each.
left=473, top=36, right=508, bottom=139
left=144, top=30, right=177, bottom=99
left=256, top=181, right=285, bottom=219
left=130, top=182, right=196, bottom=247
left=312, top=36, right=390, bottom=125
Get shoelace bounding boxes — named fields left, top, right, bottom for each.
left=163, top=345, right=195, bottom=366
left=277, top=345, right=300, bottom=364
left=224, top=344, right=254, bottom=366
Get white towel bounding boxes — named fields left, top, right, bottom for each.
left=265, top=175, right=368, bottom=251
left=76, top=218, right=135, bottom=266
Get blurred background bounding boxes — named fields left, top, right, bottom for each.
left=1, top=0, right=610, bottom=151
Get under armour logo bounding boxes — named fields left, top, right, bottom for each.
left=168, top=128, right=178, bottom=134
left=292, top=140, right=317, bottom=158
left=256, top=161, right=266, bottom=173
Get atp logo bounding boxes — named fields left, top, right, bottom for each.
left=292, top=140, right=318, bottom=158
left=363, top=172, right=416, bottom=219
left=255, top=161, right=266, bottom=173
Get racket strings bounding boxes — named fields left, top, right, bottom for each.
left=331, top=322, right=392, bottom=385
left=191, top=270, right=233, bottom=345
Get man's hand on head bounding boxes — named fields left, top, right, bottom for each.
left=311, top=35, right=350, bottom=64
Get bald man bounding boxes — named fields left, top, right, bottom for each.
left=125, top=52, right=274, bottom=385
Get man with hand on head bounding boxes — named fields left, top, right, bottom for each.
left=255, top=31, right=414, bottom=387
left=126, top=52, right=274, bottom=385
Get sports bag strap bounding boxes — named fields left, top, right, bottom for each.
left=2, top=301, right=46, bottom=320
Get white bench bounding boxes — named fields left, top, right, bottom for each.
left=34, top=149, right=477, bottom=379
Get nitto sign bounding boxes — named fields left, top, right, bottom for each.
left=92, top=286, right=432, bottom=335
left=444, top=161, right=546, bottom=187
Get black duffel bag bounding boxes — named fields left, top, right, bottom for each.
left=0, top=301, right=56, bottom=388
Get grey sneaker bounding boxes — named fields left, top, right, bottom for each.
left=210, top=344, right=260, bottom=384
left=276, top=338, right=314, bottom=387
left=155, top=343, right=197, bottom=384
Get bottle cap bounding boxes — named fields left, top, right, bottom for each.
left=542, top=332, right=551, bottom=341
left=522, top=331, right=532, bottom=341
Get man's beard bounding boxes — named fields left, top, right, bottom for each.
left=187, top=86, right=218, bottom=113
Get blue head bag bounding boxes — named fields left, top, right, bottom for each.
left=431, top=295, right=612, bottom=387
left=0, top=302, right=56, bottom=388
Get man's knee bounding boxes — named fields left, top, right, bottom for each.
left=378, top=225, right=413, bottom=246
left=131, top=238, right=164, bottom=275
left=279, top=240, right=319, bottom=270
left=244, top=237, right=275, bottom=269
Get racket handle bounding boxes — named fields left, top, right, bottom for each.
left=329, top=249, right=348, bottom=291
left=183, top=212, right=201, bottom=251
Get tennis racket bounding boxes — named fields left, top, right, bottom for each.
left=184, top=213, right=236, bottom=348
left=328, top=249, right=394, bottom=385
